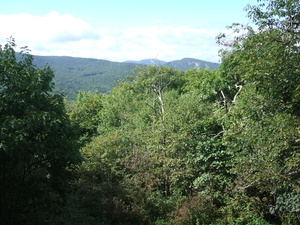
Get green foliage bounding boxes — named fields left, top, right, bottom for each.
left=70, top=64, right=232, bottom=224
left=28, top=55, right=142, bottom=100
left=0, top=38, right=81, bottom=225
left=27, top=56, right=219, bottom=101
left=4, top=1, right=299, bottom=224
left=223, top=86, right=300, bottom=223
left=218, top=0, right=300, bottom=223
left=63, top=1, right=300, bottom=223
left=68, top=91, right=103, bottom=143
left=68, top=0, right=300, bottom=224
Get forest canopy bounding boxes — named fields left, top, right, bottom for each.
left=0, top=38, right=81, bottom=224
left=0, top=0, right=299, bottom=224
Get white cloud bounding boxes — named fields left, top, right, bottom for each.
left=0, top=12, right=223, bottom=62
left=0, top=12, right=99, bottom=42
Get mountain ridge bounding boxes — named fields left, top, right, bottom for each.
left=124, top=57, right=219, bottom=69
left=124, top=59, right=167, bottom=65
left=27, top=55, right=219, bottom=100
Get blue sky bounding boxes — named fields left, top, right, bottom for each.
left=0, top=0, right=258, bottom=62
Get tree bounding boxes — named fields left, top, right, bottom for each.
left=68, top=91, right=103, bottom=144
left=0, top=38, right=81, bottom=225
left=73, top=66, right=234, bottom=224
left=218, top=0, right=300, bottom=223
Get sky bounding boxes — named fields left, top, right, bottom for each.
left=0, top=0, right=258, bottom=63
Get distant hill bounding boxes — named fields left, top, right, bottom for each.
left=22, top=55, right=219, bottom=100
left=124, top=59, right=167, bottom=66
left=125, top=58, right=219, bottom=71
left=30, top=55, right=143, bottom=100
left=165, top=58, right=220, bottom=70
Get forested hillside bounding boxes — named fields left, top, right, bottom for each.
left=1, top=0, right=299, bottom=224
left=124, top=58, right=220, bottom=70
left=164, top=58, right=219, bottom=70
left=31, top=56, right=142, bottom=99
left=30, top=55, right=218, bottom=100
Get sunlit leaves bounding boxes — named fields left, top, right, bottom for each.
left=219, top=0, right=300, bottom=223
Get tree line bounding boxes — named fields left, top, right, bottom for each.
left=0, top=0, right=299, bottom=224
